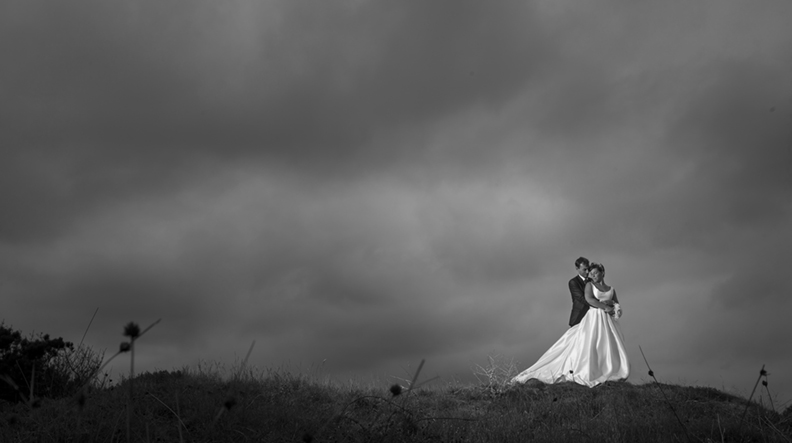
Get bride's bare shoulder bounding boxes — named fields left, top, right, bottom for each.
left=594, top=282, right=612, bottom=291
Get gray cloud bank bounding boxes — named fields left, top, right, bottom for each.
left=2, top=0, right=791, bottom=404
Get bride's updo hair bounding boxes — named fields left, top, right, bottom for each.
left=588, top=262, right=605, bottom=274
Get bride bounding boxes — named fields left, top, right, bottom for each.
left=511, top=262, right=630, bottom=387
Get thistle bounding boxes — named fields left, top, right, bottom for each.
left=123, top=322, right=140, bottom=339
left=739, top=364, right=769, bottom=432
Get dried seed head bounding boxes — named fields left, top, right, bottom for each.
left=120, top=342, right=131, bottom=353
left=123, top=322, right=140, bottom=339
left=762, top=380, right=768, bottom=387
left=389, top=384, right=402, bottom=397
left=224, top=397, right=237, bottom=410
left=760, top=368, right=767, bottom=376
left=648, top=370, right=654, bottom=377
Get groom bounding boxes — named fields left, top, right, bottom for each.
left=568, top=257, right=590, bottom=327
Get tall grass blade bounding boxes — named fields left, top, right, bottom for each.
left=638, top=346, right=691, bottom=443
left=738, top=364, right=765, bottom=434
left=29, top=364, right=34, bottom=406
left=146, top=392, right=188, bottom=441
left=176, top=392, right=184, bottom=443
left=128, top=340, right=135, bottom=443
left=138, top=319, right=162, bottom=340
left=406, top=359, right=425, bottom=396
left=79, top=307, right=99, bottom=348
left=15, top=361, right=30, bottom=398
left=214, top=340, right=256, bottom=424
left=234, top=340, right=256, bottom=382
left=763, top=372, right=776, bottom=413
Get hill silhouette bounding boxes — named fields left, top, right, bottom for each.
left=1, top=366, right=790, bottom=442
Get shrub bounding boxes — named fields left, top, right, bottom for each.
left=0, top=322, right=102, bottom=403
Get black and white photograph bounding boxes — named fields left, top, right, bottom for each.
left=2, top=1, right=791, bottom=441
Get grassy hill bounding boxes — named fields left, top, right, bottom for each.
left=1, top=365, right=789, bottom=442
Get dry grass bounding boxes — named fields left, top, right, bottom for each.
left=1, top=362, right=790, bottom=442
left=0, top=320, right=790, bottom=442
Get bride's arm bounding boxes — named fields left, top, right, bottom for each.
left=584, top=282, right=613, bottom=310
left=612, top=290, right=619, bottom=304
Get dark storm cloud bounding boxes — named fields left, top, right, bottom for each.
left=2, top=0, right=792, bottom=404
left=716, top=265, right=788, bottom=310
left=665, top=61, right=791, bottom=226
left=1, top=0, right=556, bottom=243
left=533, top=56, right=792, bottom=257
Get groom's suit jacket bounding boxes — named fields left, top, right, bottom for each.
left=568, top=275, right=590, bottom=327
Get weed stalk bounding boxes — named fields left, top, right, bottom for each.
left=738, top=364, right=766, bottom=434
left=638, top=345, right=692, bottom=443
left=214, top=340, right=256, bottom=423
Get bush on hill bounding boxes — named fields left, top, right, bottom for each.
left=0, top=322, right=102, bottom=404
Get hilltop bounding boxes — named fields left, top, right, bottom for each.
left=1, top=367, right=790, bottom=442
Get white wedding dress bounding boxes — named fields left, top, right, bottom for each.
left=512, top=285, right=630, bottom=387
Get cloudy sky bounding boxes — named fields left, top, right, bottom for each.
left=3, top=0, right=791, bottom=406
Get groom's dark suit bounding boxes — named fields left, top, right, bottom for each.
left=568, top=275, right=589, bottom=327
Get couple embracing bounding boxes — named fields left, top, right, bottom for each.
left=512, top=257, right=630, bottom=387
